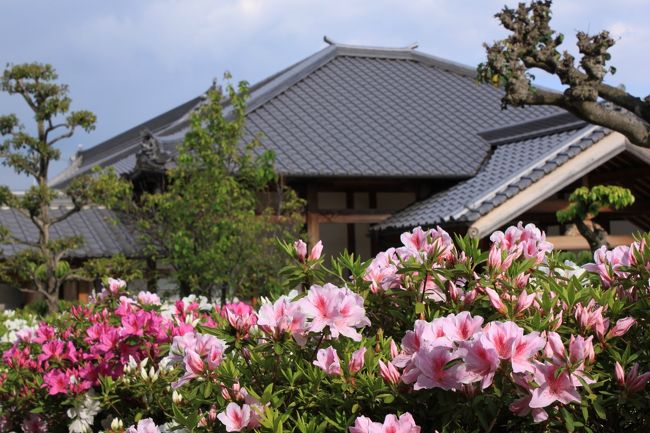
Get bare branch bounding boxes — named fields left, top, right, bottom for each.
left=49, top=206, right=81, bottom=225
left=48, top=128, right=75, bottom=147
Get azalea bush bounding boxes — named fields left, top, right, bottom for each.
left=2, top=223, right=650, bottom=433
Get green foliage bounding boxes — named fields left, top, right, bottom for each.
left=137, top=76, right=303, bottom=300
left=557, top=185, right=635, bottom=223
left=0, top=62, right=133, bottom=312
left=81, top=253, right=144, bottom=282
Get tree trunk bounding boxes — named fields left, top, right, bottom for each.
left=575, top=219, right=610, bottom=253
left=179, top=279, right=191, bottom=298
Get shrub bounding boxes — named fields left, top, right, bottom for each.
left=1, top=223, right=649, bottom=433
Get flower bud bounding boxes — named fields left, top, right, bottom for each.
left=348, top=347, right=366, bottom=374
left=389, top=339, right=399, bottom=359
left=294, top=240, right=307, bottom=262
left=309, top=241, right=323, bottom=261
left=607, top=317, right=636, bottom=339
left=378, top=360, right=401, bottom=384
left=173, top=390, right=183, bottom=404
left=111, top=418, right=123, bottom=430
left=149, top=366, right=159, bottom=382
left=208, top=405, right=218, bottom=423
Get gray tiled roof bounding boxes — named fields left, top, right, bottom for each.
left=51, top=43, right=561, bottom=185
left=0, top=208, right=141, bottom=258
left=376, top=123, right=609, bottom=230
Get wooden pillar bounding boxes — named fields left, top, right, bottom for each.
left=77, top=281, right=91, bottom=303
left=307, top=212, right=320, bottom=246
left=307, top=184, right=320, bottom=245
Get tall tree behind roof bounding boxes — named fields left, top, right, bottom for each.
left=134, top=75, right=304, bottom=301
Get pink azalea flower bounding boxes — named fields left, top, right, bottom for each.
left=137, top=291, right=161, bottom=305
left=574, top=301, right=608, bottom=337
left=313, top=346, right=342, bottom=376
left=458, top=335, right=499, bottom=389
left=488, top=245, right=502, bottom=270
left=515, top=289, right=536, bottom=315
left=256, top=295, right=308, bottom=345
left=509, top=395, right=549, bottom=423
left=490, top=223, right=551, bottom=264
left=511, top=332, right=545, bottom=374
left=301, top=284, right=370, bottom=341
left=568, top=335, right=595, bottom=365
left=382, top=413, right=421, bottom=433
left=483, top=321, right=523, bottom=360
left=349, top=347, right=367, bottom=374
left=363, top=249, right=401, bottom=293
left=33, top=324, right=56, bottom=344
left=412, top=346, right=461, bottom=390
left=442, top=311, right=483, bottom=342
left=125, top=418, right=161, bottom=433
left=349, top=413, right=420, bottom=433
left=543, top=331, right=565, bottom=363
left=217, top=403, right=252, bottom=432
left=529, top=362, right=581, bottom=408
left=107, top=277, right=127, bottom=294
left=349, top=416, right=379, bottom=433
left=225, top=308, right=257, bottom=338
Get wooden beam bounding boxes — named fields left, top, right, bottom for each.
left=529, top=199, right=650, bottom=215
left=591, top=167, right=650, bottom=183
left=547, top=234, right=635, bottom=251
left=314, top=213, right=392, bottom=224
left=313, top=208, right=394, bottom=216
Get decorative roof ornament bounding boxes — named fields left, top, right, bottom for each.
left=135, top=129, right=172, bottom=173
left=323, top=35, right=418, bottom=50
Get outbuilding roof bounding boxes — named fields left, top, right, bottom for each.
left=0, top=207, right=141, bottom=259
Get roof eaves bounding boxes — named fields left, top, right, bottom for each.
left=451, top=125, right=600, bottom=222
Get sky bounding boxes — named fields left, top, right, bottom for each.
left=1, top=0, right=649, bottom=190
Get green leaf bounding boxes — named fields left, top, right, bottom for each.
left=561, top=408, right=575, bottom=432
left=203, top=381, right=212, bottom=399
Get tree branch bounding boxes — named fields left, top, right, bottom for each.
left=49, top=206, right=81, bottom=225
left=48, top=128, right=75, bottom=147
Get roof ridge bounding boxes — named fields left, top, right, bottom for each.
left=478, top=112, right=587, bottom=145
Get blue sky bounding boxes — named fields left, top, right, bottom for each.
left=1, top=0, right=648, bottom=190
